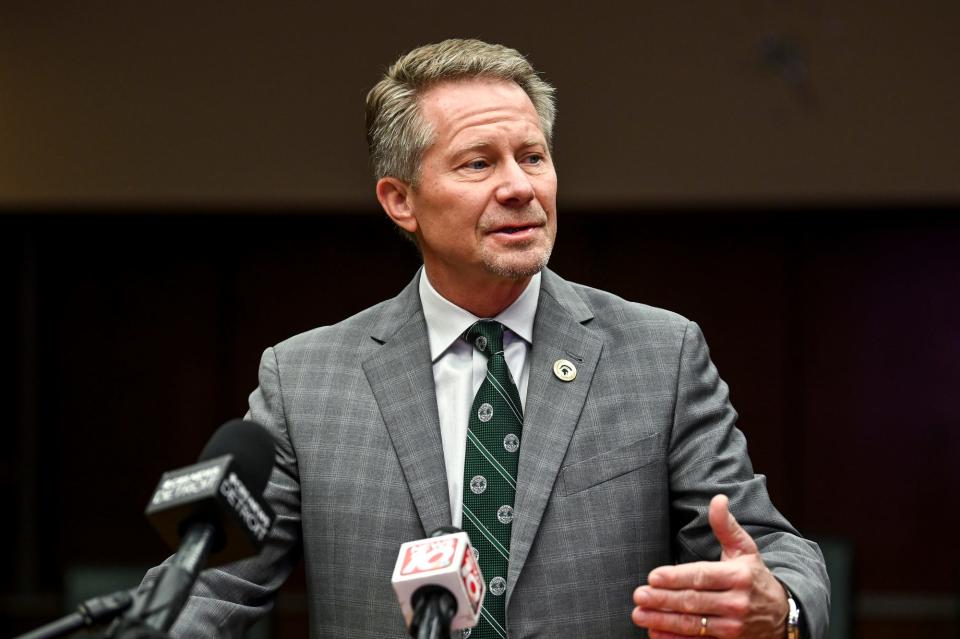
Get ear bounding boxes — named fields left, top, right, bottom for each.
left=376, top=177, right=418, bottom=234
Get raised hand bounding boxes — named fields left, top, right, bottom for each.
left=631, top=495, right=789, bottom=638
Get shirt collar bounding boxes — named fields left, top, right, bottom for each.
left=419, top=269, right=541, bottom=363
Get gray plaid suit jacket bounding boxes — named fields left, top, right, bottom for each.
left=153, top=268, right=829, bottom=638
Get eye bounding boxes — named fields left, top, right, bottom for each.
left=464, top=159, right=489, bottom=170
left=523, top=153, right=544, bottom=165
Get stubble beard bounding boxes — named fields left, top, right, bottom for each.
left=480, top=236, right=554, bottom=280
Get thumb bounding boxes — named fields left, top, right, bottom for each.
left=709, top=494, right=759, bottom=559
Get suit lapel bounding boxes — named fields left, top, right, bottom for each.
left=507, top=270, right=603, bottom=602
left=360, top=269, right=601, bottom=594
left=361, top=272, right=452, bottom=536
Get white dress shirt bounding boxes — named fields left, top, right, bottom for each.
left=418, top=270, right=540, bottom=527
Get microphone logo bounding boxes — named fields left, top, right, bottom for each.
left=460, top=548, right=483, bottom=611
left=392, top=530, right=485, bottom=630
left=400, top=537, right=459, bottom=575
left=219, top=472, right=272, bottom=542
left=150, top=463, right=224, bottom=506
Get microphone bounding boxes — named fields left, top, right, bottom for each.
left=392, top=527, right=485, bottom=639
left=112, top=419, right=277, bottom=637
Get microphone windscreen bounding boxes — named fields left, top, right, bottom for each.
left=199, top=419, right=276, bottom=496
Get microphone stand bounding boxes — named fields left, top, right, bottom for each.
left=16, top=523, right=217, bottom=639
left=109, top=523, right=217, bottom=639
left=12, top=590, right=135, bottom=639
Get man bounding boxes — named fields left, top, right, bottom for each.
left=153, top=39, right=829, bottom=638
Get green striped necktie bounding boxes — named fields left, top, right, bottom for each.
left=461, top=320, right=523, bottom=639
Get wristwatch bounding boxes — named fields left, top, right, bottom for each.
left=782, top=582, right=801, bottom=639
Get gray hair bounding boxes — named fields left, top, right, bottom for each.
left=365, top=38, right=556, bottom=186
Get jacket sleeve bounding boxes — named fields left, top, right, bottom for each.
left=138, top=346, right=303, bottom=638
left=667, top=321, right=830, bottom=639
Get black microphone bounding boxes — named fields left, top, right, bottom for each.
left=112, top=419, right=277, bottom=637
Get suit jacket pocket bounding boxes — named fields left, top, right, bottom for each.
left=558, top=432, right=662, bottom=496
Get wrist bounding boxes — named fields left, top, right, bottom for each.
left=776, top=579, right=801, bottom=639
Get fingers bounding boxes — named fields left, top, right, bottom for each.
left=648, top=632, right=701, bottom=639
left=646, top=560, right=752, bottom=591
left=708, top=494, right=758, bottom=558
left=631, top=608, right=743, bottom=638
left=631, top=496, right=766, bottom=636
left=634, top=585, right=750, bottom=618
left=648, top=631, right=715, bottom=639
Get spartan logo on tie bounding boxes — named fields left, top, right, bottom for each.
left=461, top=320, right=523, bottom=639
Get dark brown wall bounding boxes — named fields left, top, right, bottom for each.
left=4, top=210, right=959, bottom=637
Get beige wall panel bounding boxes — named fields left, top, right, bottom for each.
left=1, top=2, right=958, bottom=207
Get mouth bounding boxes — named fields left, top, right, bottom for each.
left=499, top=225, right=534, bottom=234
left=490, top=222, right=542, bottom=235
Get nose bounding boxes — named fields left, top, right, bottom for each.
left=494, top=159, right=535, bottom=208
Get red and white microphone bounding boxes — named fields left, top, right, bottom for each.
left=392, top=528, right=485, bottom=637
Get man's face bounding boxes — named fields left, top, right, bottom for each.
left=400, top=79, right=558, bottom=293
